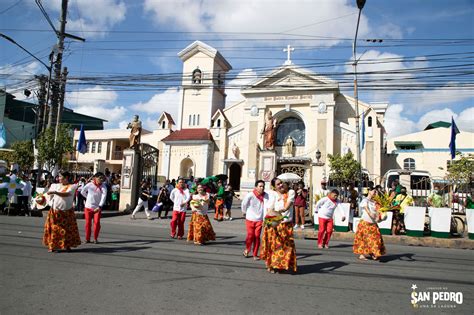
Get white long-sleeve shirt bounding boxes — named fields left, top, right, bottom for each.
left=170, top=188, right=190, bottom=212
left=49, top=183, right=76, bottom=211
left=81, top=182, right=107, bottom=209
left=316, top=196, right=343, bottom=219
left=241, top=191, right=269, bottom=222
left=273, top=189, right=295, bottom=223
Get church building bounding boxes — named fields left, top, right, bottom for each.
left=148, top=41, right=388, bottom=192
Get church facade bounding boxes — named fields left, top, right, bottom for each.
left=148, top=41, right=388, bottom=192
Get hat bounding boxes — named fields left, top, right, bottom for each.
left=34, top=193, right=48, bottom=210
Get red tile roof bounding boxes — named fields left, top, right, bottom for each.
left=161, top=128, right=213, bottom=142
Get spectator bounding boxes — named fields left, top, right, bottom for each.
left=19, top=174, right=32, bottom=216
left=224, top=184, right=237, bottom=221
left=131, top=180, right=152, bottom=220
left=293, top=182, right=308, bottom=229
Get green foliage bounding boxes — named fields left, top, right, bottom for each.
left=36, top=125, right=74, bottom=172
left=447, top=153, right=474, bottom=184
left=327, top=152, right=362, bottom=186
left=10, top=140, right=34, bottom=172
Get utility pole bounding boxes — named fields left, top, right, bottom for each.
left=353, top=0, right=366, bottom=198
left=55, top=67, right=68, bottom=139
left=35, top=75, right=47, bottom=135
left=47, top=0, right=68, bottom=132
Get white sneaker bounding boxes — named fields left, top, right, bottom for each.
left=294, top=224, right=299, bottom=229
left=301, top=225, right=305, bottom=230
left=229, top=217, right=233, bottom=221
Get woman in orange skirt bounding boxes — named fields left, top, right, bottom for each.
left=43, top=171, right=81, bottom=252
left=353, top=187, right=386, bottom=260
left=187, top=184, right=216, bottom=245
left=260, top=178, right=297, bottom=273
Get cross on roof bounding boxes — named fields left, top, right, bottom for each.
left=283, top=45, right=295, bottom=65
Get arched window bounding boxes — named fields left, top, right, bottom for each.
left=188, top=115, right=192, bottom=126
left=404, top=158, right=416, bottom=170
left=217, top=119, right=221, bottom=128
left=192, top=67, right=202, bottom=84
left=276, top=116, right=305, bottom=146
left=193, top=115, right=196, bottom=126
left=197, top=114, right=200, bottom=126
left=368, top=116, right=373, bottom=127
left=162, top=121, right=166, bottom=129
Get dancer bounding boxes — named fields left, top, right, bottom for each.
left=43, top=171, right=81, bottom=252
left=353, top=187, right=386, bottom=261
left=187, top=184, right=216, bottom=245
left=214, top=180, right=225, bottom=221
left=81, top=172, right=107, bottom=244
left=241, top=180, right=267, bottom=260
left=260, top=178, right=297, bottom=273
left=131, top=180, right=152, bottom=220
left=169, top=178, right=191, bottom=239
left=315, top=189, right=346, bottom=249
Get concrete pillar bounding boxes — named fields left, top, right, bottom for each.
left=93, top=159, right=105, bottom=174
left=119, top=149, right=140, bottom=212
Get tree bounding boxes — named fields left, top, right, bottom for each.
left=447, top=153, right=474, bottom=184
left=10, top=140, right=34, bottom=172
left=36, top=125, right=74, bottom=172
left=327, top=152, right=362, bottom=186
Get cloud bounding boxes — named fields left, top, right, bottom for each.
left=457, top=107, right=474, bottom=133
left=225, top=68, right=257, bottom=105
left=384, top=104, right=416, bottom=138
left=66, top=86, right=126, bottom=128
left=385, top=105, right=474, bottom=138
left=43, top=0, right=126, bottom=38
left=0, top=61, right=43, bottom=100
left=416, top=108, right=456, bottom=131
left=130, top=87, right=181, bottom=117
left=143, top=0, right=397, bottom=47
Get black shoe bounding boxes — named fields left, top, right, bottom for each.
left=93, top=240, right=99, bottom=244
left=84, top=240, right=91, bottom=244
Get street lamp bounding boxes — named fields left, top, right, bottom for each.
left=353, top=0, right=366, bottom=198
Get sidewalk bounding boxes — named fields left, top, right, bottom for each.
left=77, top=207, right=473, bottom=250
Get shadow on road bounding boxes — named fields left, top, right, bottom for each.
left=379, top=253, right=416, bottom=263
left=297, top=261, right=348, bottom=275
left=295, top=252, right=322, bottom=260
left=70, top=246, right=152, bottom=254
left=99, top=239, right=173, bottom=245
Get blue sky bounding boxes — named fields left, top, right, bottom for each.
left=1, top=0, right=473, bottom=138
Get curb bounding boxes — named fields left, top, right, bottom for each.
left=296, top=229, right=474, bottom=250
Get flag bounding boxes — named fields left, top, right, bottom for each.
left=76, top=124, right=87, bottom=154
left=449, top=117, right=460, bottom=159
left=360, top=112, right=365, bottom=151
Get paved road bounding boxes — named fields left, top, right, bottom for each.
left=0, top=215, right=472, bottom=314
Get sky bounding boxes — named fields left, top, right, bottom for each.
left=1, top=0, right=473, bottom=138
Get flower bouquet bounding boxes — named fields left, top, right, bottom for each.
left=264, top=209, right=287, bottom=227
left=373, top=193, right=400, bottom=222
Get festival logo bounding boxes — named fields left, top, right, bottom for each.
left=411, top=284, right=463, bottom=309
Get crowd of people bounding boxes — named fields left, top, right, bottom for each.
left=4, top=165, right=472, bottom=273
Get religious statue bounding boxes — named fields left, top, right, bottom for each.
left=283, top=136, right=294, bottom=156
left=127, top=115, right=142, bottom=149
left=232, top=143, right=240, bottom=159
left=261, top=110, right=277, bottom=150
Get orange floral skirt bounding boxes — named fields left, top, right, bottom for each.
left=187, top=212, right=216, bottom=244
left=260, top=222, right=297, bottom=272
left=43, top=209, right=81, bottom=250
left=353, top=220, right=386, bottom=258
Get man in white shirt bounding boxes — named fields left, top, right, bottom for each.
left=169, top=178, right=191, bottom=239
left=315, top=189, right=346, bottom=249
left=19, top=175, right=32, bottom=216
left=81, top=173, right=107, bottom=244
left=241, top=180, right=269, bottom=259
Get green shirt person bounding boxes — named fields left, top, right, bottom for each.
left=427, top=192, right=443, bottom=208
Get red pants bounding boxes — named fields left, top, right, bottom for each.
left=245, top=220, right=263, bottom=257
left=170, top=211, right=186, bottom=238
left=318, top=217, right=334, bottom=247
left=84, top=207, right=101, bottom=241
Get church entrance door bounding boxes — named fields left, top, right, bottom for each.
left=180, top=158, right=194, bottom=178
left=229, top=163, right=241, bottom=191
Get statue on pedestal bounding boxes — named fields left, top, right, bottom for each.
left=232, top=143, right=240, bottom=159
left=127, top=115, right=142, bottom=149
left=283, top=136, right=294, bottom=157
left=261, top=110, right=277, bottom=150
